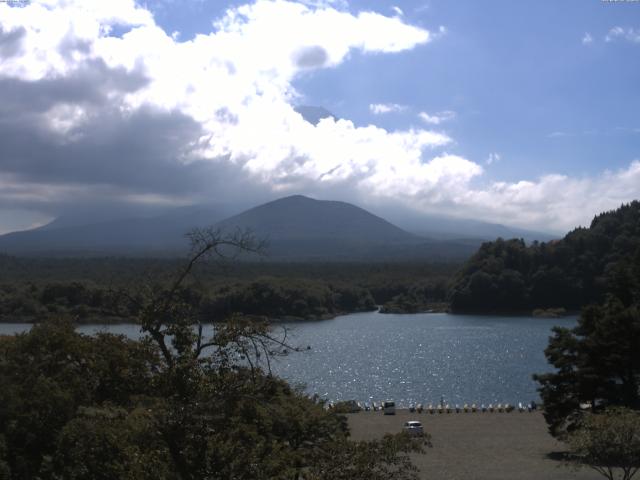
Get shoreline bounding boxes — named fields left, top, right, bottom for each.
left=0, top=307, right=581, bottom=325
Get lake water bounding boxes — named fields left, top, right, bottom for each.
left=0, top=311, right=575, bottom=406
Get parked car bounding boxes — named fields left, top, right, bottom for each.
left=403, top=420, right=424, bottom=436
left=382, top=401, right=396, bottom=415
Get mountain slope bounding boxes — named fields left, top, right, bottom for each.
left=372, top=207, right=557, bottom=243
left=294, top=105, right=336, bottom=126
left=0, top=195, right=481, bottom=260
left=215, top=195, right=476, bottom=260
left=0, top=206, right=231, bottom=256
left=217, top=195, right=416, bottom=243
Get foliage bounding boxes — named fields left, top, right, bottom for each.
left=379, top=280, right=449, bottom=313
left=304, top=433, right=427, bottom=480
left=0, top=320, right=157, bottom=478
left=566, top=408, right=640, bottom=480
left=202, top=277, right=376, bottom=320
left=0, top=228, right=425, bottom=479
left=0, top=256, right=457, bottom=323
left=0, top=435, right=9, bottom=480
left=53, top=406, right=174, bottom=480
left=449, top=201, right=640, bottom=313
left=534, top=248, right=640, bottom=437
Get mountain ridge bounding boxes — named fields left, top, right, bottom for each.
left=0, top=195, right=554, bottom=260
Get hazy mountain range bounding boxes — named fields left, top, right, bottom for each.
left=0, top=195, right=556, bottom=260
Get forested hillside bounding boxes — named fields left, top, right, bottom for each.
left=449, top=201, right=640, bottom=313
left=0, top=257, right=455, bottom=322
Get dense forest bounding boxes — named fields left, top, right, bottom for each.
left=0, top=256, right=456, bottom=323
left=449, top=201, right=640, bottom=313
left=0, top=230, right=426, bottom=479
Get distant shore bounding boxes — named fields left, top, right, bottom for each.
left=347, top=410, right=600, bottom=480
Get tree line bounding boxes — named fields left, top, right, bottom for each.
left=0, top=257, right=456, bottom=323
left=449, top=201, right=640, bottom=313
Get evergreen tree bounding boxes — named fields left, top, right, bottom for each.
left=450, top=201, right=640, bottom=313
left=534, top=255, right=640, bottom=437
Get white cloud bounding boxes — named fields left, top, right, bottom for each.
left=0, top=0, right=153, bottom=81
left=605, top=26, right=640, bottom=43
left=486, top=152, right=500, bottom=165
left=1, top=0, right=640, bottom=235
left=582, top=32, right=593, bottom=45
left=391, top=5, right=404, bottom=16
left=298, top=0, right=348, bottom=8
left=369, top=103, right=407, bottom=114
left=457, top=161, right=640, bottom=232
left=418, top=110, right=456, bottom=125
left=548, top=131, right=569, bottom=138
left=433, top=25, right=447, bottom=40
left=548, top=130, right=602, bottom=139
left=370, top=159, right=640, bottom=233
left=0, top=0, right=444, bottom=214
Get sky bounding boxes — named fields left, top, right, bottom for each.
left=0, top=0, right=639, bottom=235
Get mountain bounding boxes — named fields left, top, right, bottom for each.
left=294, top=105, right=336, bottom=126
left=217, top=195, right=415, bottom=243
left=214, top=195, right=476, bottom=260
left=0, top=195, right=479, bottom=260
left=0, top=205, right=234, bottom=256
left=370, top=207, right=557, bottom=243
left=0, top=194, right=556, bottom=260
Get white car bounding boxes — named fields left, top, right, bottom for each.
left=403, top=420, right=424, bottom=436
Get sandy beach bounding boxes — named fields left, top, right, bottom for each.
left=347, top=410, right=601, bottom=480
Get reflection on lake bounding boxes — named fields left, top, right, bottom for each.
left=0, top=311, right=575, bottom=406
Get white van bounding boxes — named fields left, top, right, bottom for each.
left=383, top=401, right=396, bottom=415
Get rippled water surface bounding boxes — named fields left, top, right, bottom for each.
left=0, top=312, right=576, bottom=406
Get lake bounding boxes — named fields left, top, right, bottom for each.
left=0, top=311, right=575, bottom=406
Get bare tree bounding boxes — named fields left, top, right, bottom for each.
left=135, top=226, right=297, bottom=373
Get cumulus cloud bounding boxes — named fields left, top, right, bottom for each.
left=368, top=159, right=640, bottom=233
left=292, top=45, right=329, bottom=68
left=0, top=0, right=639, bottom=235
left=456, top=161, right=640, bottom=232
left=0, top=0, right=436, bottom=220
left=582, top=32, right=593, bottom=45
left=369, top=103, right=407, bottom=114
left=297, top=0, right=348, bottom=8
left=418, top=110, right=456, bottom=125
left=605, top=26, right=640, bottom=43
left=486, top=153, right=500, bottom=165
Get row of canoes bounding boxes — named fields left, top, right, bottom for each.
left=348, top=401, right=538, bottom=413
left=327, top=400, right=539, bottom=413
left=410, top=403, right=516, bottom=413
